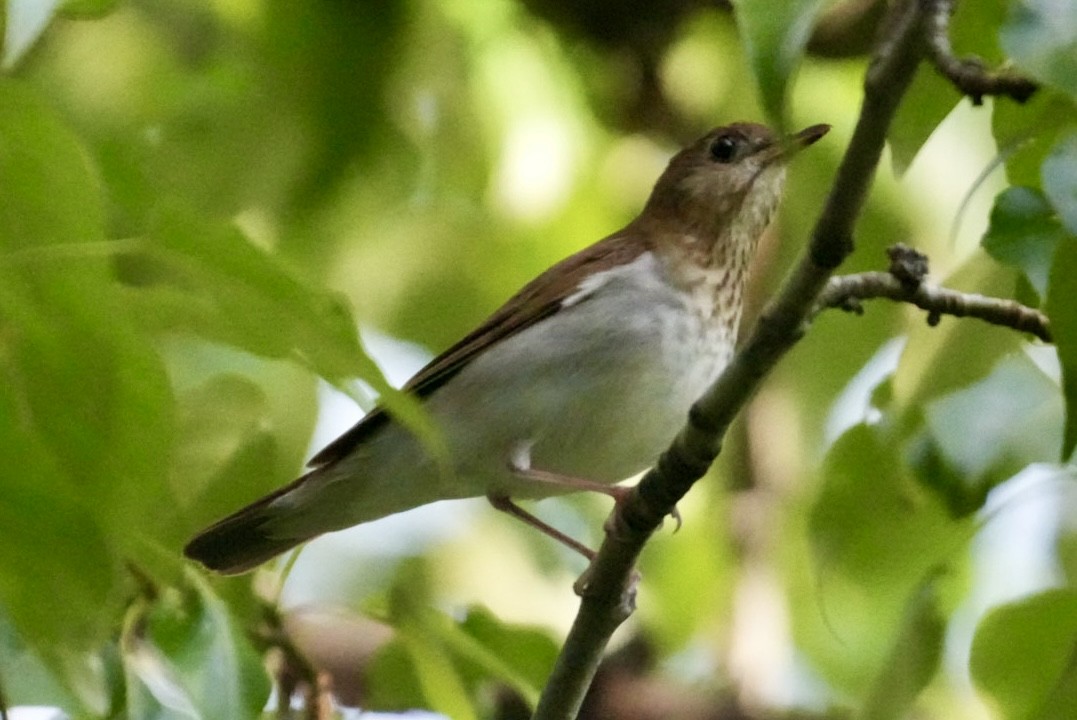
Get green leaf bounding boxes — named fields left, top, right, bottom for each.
left=0, top=80, right=168, bottom=650
left=794, top=424, right=965, bottom=695
left=60, top=0, right=122, bottom=18
left=367, top=562, right=557, bottom=716
left=971, top=588, right=1077, bottom=720
left=0, top=79, right=176, bottom=577
left=732, top=0, right=826, bottom=126
left=992, top=90, right=1077, bottom=189
left=0, top=384, right=123, bottom=649
left=132, top=205, right=368, bottom=382
left=888, top=68, right=961, bottom=174
left=452, top=607, right=559, bottom=707
left=1000, top=0, right=1077, bottom=100
left=125, top=205, right=449, bottom=472
left=858, top=574, right=945, bottom=720
left=982, top=187, right=1073, bottom=300
left=366, top=560, right=476, bottom=718
left=1047, top=238, right=1077, bottom=458
left=1043, top=132, right=1077, bottom=235
left=123, top=574, right=271, bottom=720
left=810, top=425, right=964, bottom=591
left=1, top=1, right=63, bottom=70
left=0, top=612, right=100, bottom=712
left=918, top=353, right=1063, bottom=509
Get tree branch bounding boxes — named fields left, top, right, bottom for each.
left=814, top=245, right=1052, bottom=342
left=532, top=1, right=930, bottom=718
left=922, top=0, right=1037, bottom=105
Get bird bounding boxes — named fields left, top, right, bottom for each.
left=184, top=121, right=830, bottom=574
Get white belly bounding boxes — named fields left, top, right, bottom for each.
left=431, top=251, right=737, bottom=497
left=271, top=251, right=739, bottom=536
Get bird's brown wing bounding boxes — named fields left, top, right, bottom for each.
left=308, top=230, right=650, bottom=467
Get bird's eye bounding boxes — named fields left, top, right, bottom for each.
left=709, top=135, right=739, bottom=163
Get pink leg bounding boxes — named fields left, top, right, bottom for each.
left=487, top=493, right=595, bottom=560
left=509, top=461, right=683, bottom=532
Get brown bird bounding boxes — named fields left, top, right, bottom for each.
left=185, top=121, right=829, bottom=574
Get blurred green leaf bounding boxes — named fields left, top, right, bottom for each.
left=396, top=627, right=478, bottom=720
left=123, top=575, right=270, bottom=720
left=0, top=612, right=103, bottom=713
left=992, top=90, right=1077, bottom=188
left=368, top=563, right=556, bottom=715
left=811, top=425, right=964, bottom=591
left=1, top=0, right=62, bottom=70
left=888, top=69, right=961, bottom=174
left=732, top=0, right=826, bottom=126
left=1000, top=0, right=1077, bottom=100
left=971, top=588, right=1077, bottom=720
left=920, top=353, right=1062, bottom=498
left=455, top=606, right=559, bottom=705
left=366, top=560, right=476, bottom=718
left=0, top=79, right=163, bottom=649
left=60, top=0, right=121, bottom=18
left=366, top=638, right=428, bottom=713
left=982, top=186, right=1073, bottom=299
left=123, top=205, right=448, bottom=472
left=1046, top=237, right=1077, bottom=458
left=1043, top=132, right=1077, bottom=234
left=171, top=374, right=290, bottom=553
left=857, top=574, right=945, bottom=720
left=798, top=425, right=966, bottom=695
left=0, top=384, right=123, bottom=649
left=130, top=205, right=368, bottom=382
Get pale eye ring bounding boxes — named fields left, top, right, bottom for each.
left=709, top=135, right=739, bottom=163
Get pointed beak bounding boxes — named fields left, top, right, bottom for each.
left=787, top=123, right=830, bottom=150
left=760, top=123, right=830, bottom=164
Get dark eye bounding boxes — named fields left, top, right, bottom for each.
left=709, top=135, right=739, bottom=163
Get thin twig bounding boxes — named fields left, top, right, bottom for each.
left=254, top=605, right=333, bottom=720
left=814, top=271, right=1052, bottom=342
left=531, top=2, right=930, bottom=719
left=922, top=0, right=1037, bottom=105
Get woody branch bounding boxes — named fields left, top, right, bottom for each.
left=816, top=244, right=1052, bottom=342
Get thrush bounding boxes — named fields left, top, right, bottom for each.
left=185, top=122, right=829, bottom=574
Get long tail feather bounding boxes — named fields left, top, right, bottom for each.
left=184, top=471, right=318, bottom=575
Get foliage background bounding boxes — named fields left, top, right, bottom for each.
left=1, top=0, right=1076, bottom=718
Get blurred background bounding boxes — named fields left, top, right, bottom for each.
left=2, top=0, right=1075, bottom=718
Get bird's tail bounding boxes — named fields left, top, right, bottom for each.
left=184, top=470, right=319, bottom=575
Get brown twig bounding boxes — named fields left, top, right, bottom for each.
left=814, top=245, right=1052, bottom=342
left=254, top=605, right=333, bottom=720
left=922, top=0, right=1037, bottom=105
left=531, top=1, right=930, bottom=719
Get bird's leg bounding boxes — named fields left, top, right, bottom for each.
left=511, top=465, right=632, bottom=503
left=507, top=443, right=683, bottom=532
left=507, top=440, right=629, bottom=501
left=486, top=494, right=595, bottom=560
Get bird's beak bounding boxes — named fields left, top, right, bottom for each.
left=786, top=123, right=831, bottom=150
left=760, top=123, right=831, bottom=164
